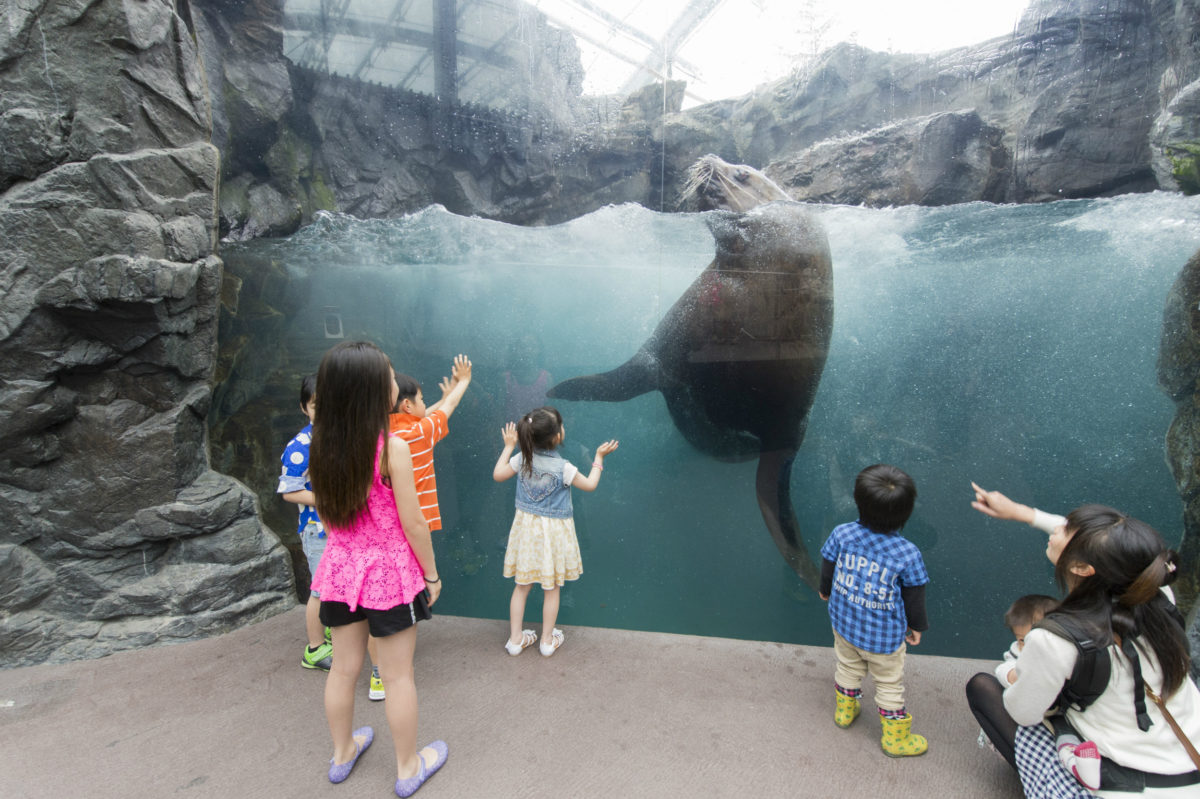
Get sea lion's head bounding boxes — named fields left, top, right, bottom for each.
left=680, top=154, right=793, bottom=212
left=707, top=202, right=830, bottom=270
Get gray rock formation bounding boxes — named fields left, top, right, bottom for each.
left=1158, top=248, right=1200, bottom=655
left=717, top=0, right=1167, bottom=205
left=1151, top=80, right=1200, bottom=188
left=1152, top=1, right=1200, bottom=644
left=765, top=110, right=1010, bottom=207
left=0, top=0, right=295, bottom=667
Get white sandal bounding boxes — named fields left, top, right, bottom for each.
left=505, top=629, right=537, bottom=656
left=539, top=628, right=564, bottom=657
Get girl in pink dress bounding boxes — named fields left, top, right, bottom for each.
left=308, top=341, right=447, bottom=797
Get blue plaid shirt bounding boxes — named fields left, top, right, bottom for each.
left=277, top=423, right=322, bottom=537
left=820, top=520, right=929, bottom=654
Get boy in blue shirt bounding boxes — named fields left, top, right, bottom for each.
left=819, top=463, right=930, bottom=757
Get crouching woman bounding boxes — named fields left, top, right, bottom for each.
left=967, top=486, right=1200, bottom=798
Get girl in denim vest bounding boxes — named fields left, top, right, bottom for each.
left=492, top=406, right=618, bottom=657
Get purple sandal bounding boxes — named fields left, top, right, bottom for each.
left=328, top=726, right=373, bottom=784
left=394, top=740, right=448, bottom=797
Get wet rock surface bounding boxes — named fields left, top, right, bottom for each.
left=0, top=0, right=294, bottom=667
left=1159, top=249, right=1200, bottom=651
left=765, top=110, right=1010, bottom=207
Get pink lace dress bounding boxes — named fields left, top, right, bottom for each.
left=310, top=437, right=426, bottom=611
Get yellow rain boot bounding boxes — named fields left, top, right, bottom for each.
left=835, top=691, right=861, bottom=728
left=880, top=712, right=928, bottom=757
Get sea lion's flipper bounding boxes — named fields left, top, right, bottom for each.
left=548, top=352, right=661, bottom=402
left=756, top=449, right=820, bottom=591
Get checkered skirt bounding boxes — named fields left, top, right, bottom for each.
left=1014, top=724, right=1095, bottom=799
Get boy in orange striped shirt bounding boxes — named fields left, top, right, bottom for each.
left=388, top=354, right=472, bottom=535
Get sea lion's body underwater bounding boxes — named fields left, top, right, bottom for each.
left=549, top=155, right=833, bottom=588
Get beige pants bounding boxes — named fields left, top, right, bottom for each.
left=833, top=629, right=907, bottom=711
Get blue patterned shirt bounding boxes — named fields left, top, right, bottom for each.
left=820, top=520, right=929, bottom=653
left=277, top=423, right=322, bottom=537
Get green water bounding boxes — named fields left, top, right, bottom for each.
left=215, top=193, right=1200, bottom=659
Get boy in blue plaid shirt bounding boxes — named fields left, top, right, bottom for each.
left=818, top=464, right=930, bottom=757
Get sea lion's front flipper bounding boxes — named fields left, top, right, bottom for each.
left=548, top=352, right=661, bottom=402
left=756, top=449, right=820, bottom=590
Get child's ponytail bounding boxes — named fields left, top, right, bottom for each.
left=516, top=406, right=563, bottom=477
left=516, top=414, right=536, bottom=477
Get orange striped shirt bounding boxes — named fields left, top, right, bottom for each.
left=387, top=410, right=448, bottom=531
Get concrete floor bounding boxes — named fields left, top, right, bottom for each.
left=1, top=607, right=1020, bottom=798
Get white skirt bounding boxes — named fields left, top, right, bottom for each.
left=502, top=509, right=582, bottom=589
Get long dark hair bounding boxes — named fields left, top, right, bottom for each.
left=310, top=341, right=394, bottom=528
left=1054, top=504, right=1189, bottom=697
left=516, top=406, right=563, bottom=477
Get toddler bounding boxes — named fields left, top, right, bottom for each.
left=818, top=464, right=930, bottom=757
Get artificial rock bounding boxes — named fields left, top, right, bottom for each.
left=0, top=0, right=295, bottom=668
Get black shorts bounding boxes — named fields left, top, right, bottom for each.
left=319, top=590, right=432, bottom=638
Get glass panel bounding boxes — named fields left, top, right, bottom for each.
left=212, top=194, right=1200, bottom=657
left=211, top=0, right=1200, bottom=658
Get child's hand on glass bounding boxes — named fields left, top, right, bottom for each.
left=451, top=354, right=472, bottom=383
left=595, top=440, right=619, bottom=459
left=501, top=421, right=518, bottom=447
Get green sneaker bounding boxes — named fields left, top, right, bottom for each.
left=324, top=626, right=332, bottom=644
left=302, top=642, right=333, bottom=671
left=368, top=667, right=385, bottom=701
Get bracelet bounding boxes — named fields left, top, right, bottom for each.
left=425, top=575, right=441, bottom=584
left=592, top=461, right=603, bottom=470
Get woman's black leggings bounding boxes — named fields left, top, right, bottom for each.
left=966, top=672, right=1019, bottom=770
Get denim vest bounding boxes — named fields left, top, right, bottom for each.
left=514, top=450, right=574, bottom=519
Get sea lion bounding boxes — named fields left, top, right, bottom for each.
left=549, top=155, right=833, bottom=589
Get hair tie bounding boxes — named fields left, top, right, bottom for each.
left=1120, top=551, right=1175, bottom=607
left=525, top=415, right=532, bottom=422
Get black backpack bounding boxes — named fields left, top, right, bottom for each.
left=1033, top=613, right=1111, bottom=712
left=1036, top=600, right=1192, bottom=792
left=1034, top=597, right=1186, bottom=716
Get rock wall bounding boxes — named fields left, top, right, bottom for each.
left=1158, top=248, right=1200, bottom=660
left=719, top=0, right=1165, bottom=205
left=1149, top=0, right=1200, bottom=189
left=765, top=110, right=1010, bottom=206
left=1151, top=0, right=1200, bottom=643
left=0, top=0, right=295, bottom=667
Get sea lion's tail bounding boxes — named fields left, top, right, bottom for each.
left=548, top=353, right=661, bottom=402
left=756, top=449, right=821, bottom=591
